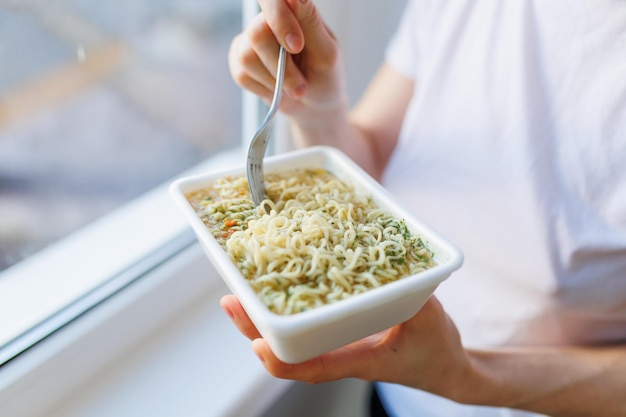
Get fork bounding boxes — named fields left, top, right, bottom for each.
left=247, top=45, right=288, bottom=206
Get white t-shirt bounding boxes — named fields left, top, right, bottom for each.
left=378, top=0, right=626, bottom=416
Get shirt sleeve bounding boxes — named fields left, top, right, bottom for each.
left=385, top=0, right=421, bottom=80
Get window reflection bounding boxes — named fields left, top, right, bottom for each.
left=0, top=0, right=242, bottom=271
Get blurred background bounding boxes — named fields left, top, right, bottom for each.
left=0, top=0, right=243, bottom=272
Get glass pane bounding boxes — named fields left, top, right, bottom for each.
left=0, top=0, right=242, bottom=272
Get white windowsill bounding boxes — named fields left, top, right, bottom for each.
left=0, top=146, right=294, bottom=416
left=0, top=243, right=291, bottom=417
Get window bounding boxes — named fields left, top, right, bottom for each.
left=0, top=0, right=243, bottom=364
left=0, top=0, right=242, bottom=272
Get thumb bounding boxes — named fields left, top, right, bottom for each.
left=288, top=0, right=337, bottom=63
left=259, top=0, right=337, bottom=60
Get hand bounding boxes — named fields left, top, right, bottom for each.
left=220, top=294, right=473, bottom=398
left=228, top=0, right=347, bottom=118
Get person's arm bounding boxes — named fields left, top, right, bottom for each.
left=221, top=294, right=626, bottom=417
left=465, top=345, right=626, bottom=416
left=228, top=0, right=413, bottom=180
left=290, top=63, right=413, bottom=181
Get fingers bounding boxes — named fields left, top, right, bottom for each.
left=229, top=35, right=272, bottom=99
left=230, top=0, right=339, bottom=107
left=230, top=34, right=273, bottom=100
left=220, top=295, right=263, bottom=340
left=287, top=0, right=338, bottom=67
left=251, top=331, right=388, bottom=383
left=221, top=292, right=415, bottom=385
left=247, top=13, right=284, bottom=80
left=221, top=294, right=369, bottom=383
left=259, top=0, right=338, bottom=71
left=222, top=292, right=461, bottom=389
left=252, top=339, right=356, bottom=383
left=258, top=0, right=305, bottom=54
left=230, top=15, right=308, bottom=100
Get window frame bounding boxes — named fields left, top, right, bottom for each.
left=0, top=150, right=243, bottom=365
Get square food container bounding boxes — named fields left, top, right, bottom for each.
left=170, top=146, right=463, bottom=364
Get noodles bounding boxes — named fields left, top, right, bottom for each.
left=186, top=168, right=436, bottom=315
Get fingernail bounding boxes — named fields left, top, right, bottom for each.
left=293, top=83, right=307, bottom=97
left=223, top=306, right=234, bottom=319
left=286, top=83, right=306, bottom=100
left=255, top=349, right=266, bottom=364
left=285, top=33, right=300, bottom=52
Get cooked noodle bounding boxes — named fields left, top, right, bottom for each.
left=186, top=168, right=436, bottom=315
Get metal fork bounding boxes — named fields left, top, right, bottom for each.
left=247, top=45, right=288, bottom=206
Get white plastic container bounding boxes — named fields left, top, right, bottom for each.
left=170, top=146, right=463, bottom=363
